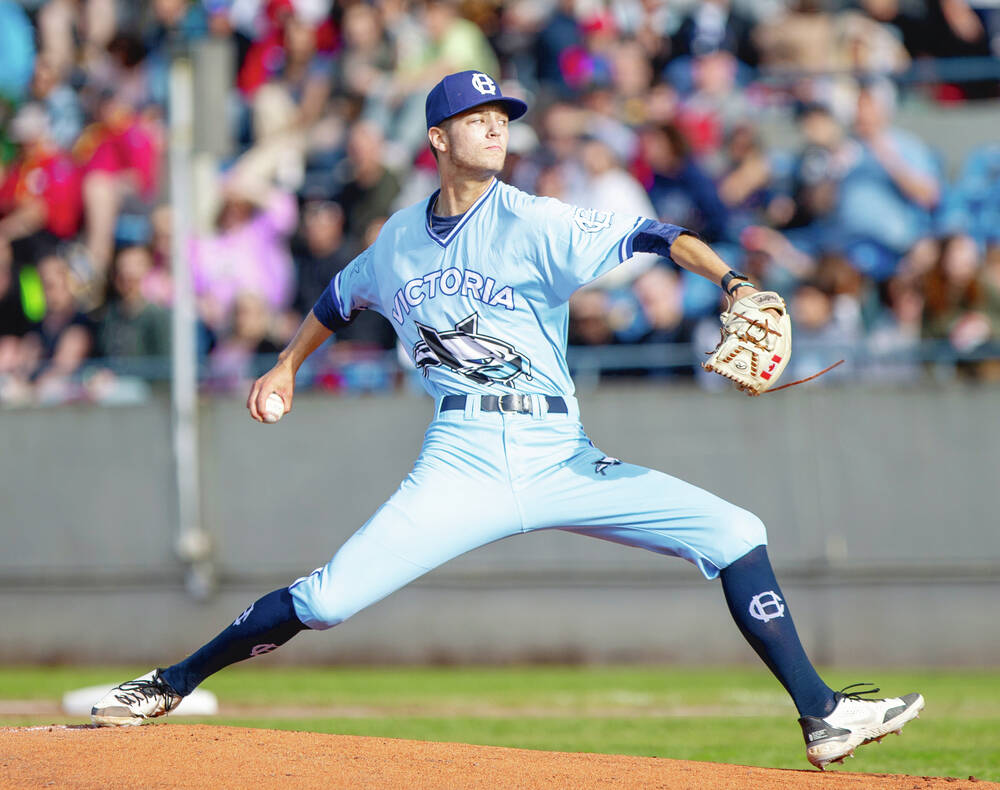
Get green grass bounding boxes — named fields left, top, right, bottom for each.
left=1, top=665, right=998, bottom=780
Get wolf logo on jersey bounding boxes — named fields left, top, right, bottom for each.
left=593, top=456, right=622, bottom=476
left=412, top=312, right=532, bottom=387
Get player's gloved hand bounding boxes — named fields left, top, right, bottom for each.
left=703, top=289, right=792, bottom=396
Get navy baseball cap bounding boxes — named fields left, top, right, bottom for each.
left=425, top=70, right=528, bottom=129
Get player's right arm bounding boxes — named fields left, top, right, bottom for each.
left=247, top=311, right=332, bottom=422
left=248, top=244, right=383, bottom=421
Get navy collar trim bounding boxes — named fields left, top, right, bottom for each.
left=424, top=178, right=498, bottom=248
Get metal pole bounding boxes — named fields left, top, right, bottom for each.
left=169, top=51, right=214, bottom=599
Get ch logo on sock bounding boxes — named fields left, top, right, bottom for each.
left=749, top=590, right=785, bottom=622
left=233, top=603, right=254, bottom=626
left=250, top=643, right=278, bottom=657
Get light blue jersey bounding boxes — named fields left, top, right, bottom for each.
left=293, top=179, right=766, bottom=631
left=324, top=179, right=648, bottom=397
left=293, top=176, right=765, bottom=632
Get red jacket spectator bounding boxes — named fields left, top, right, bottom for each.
left=0, top=142, right=82, bottom=239
left=74, top=100, right=161, bottom=201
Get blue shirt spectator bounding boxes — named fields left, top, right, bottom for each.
left=0, top=0, right=35, bottom=103
left=837, top=85, right=941, bottom=279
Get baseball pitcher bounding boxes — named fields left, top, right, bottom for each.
left=92, top=71, right=922, bottom=770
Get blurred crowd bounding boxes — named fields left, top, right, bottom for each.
left=0, top=0, right=999, bottom=405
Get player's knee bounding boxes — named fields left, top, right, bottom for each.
left=725, top=506, right=768, bottom=554
left=302, top=598, right=360, bottom=630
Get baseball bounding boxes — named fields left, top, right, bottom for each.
left=263, top=393, right=285, bottom=424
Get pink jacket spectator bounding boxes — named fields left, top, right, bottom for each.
left=189, top=190, right=297, bottom=324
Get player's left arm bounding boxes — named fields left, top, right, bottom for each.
left=632, top=220, right=763, bottom=301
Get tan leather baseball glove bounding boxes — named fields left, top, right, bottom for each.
left=703, top=291, right=792, bottom=396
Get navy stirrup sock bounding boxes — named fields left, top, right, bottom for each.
left=160, top=587, right=308, bottom=696
left=720, top=545, right=836, bottom=717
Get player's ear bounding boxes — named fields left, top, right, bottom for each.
left=428, top=125, right=447, bottom=157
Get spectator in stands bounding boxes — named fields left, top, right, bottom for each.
left=834, top=2, right=910, bottom=76
left=839, top=81, right=941, bottom=281
left=388, top=0, right=500, bottom=151
left=189, top=175, right=297, bottom=337
left=672, top=0, right=759, bottom=67
left=142, top=204, right=173, bottom=308
left=20, top=252, right=94, bottom=400
left=0, top=0, right=35, bottom=103
left=29, top=52, right=84, bottom=151
left=291, top=198, right=397, bottom=352
left=609, top=0, right=673, bottom=76
left=578, top=137, right=657, bottom=289
left=738, top=225, right=818, bottom=292
left=627, top=264, right=692, bottom=347
left=75, top=89, right=162, bottom=278
left=754, top=0, right=837, bottom=75
left=769, top=103, right=852, bottom=262
left=578, top=84, right=640, bottom=163
left=335, top=121, right=401, bottom=247
left=787, top=279, right=860, bottom=384
left=717, top=122, right=773, bottom=234
left=332, top=2, right=396, bottom=115
left=568, top=289, right=613, bottom=346
left=291, top=197, right=352, bottom=317
left=637, top=122, right=729, bottom=243
left=96, top=244, right=170, bottom=363
left=938, top=143, right=1000, bottom=248
left=674, top=49, right=751, bottom=157
left=237, top=9, right=334, bottom=191
left=143, top=0, right=211, bottom=107
left=535, top=100, right=588, bottom=196
left=983, top=243, right=1000, bottom=338
left=207, top=290, right=283, bottom=392
left=532, top=0, right=579, bottom=93
left=609, top=39, right=656, bottom=127
left=0, top=241, right=33, bottom=382
left=783, top=104, right=850, bottom=227
left=0, top=104, right=82, bottom=265
left=884, top=0, right=991, bottom=63
left=866, top=273, right=924, bottom=382
left=37, top=0, right=117, bottom=78
left=557, top=10, right=618, bottom=93
left=88, top=32, right=158, bottom=114
left=922, top=234, right=989, bottom=352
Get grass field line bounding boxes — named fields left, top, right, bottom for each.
left=0, top=697, right=794, bottom=718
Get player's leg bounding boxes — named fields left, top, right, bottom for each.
left=286, top=411, right=520, bottom=631
left=719, top=544, right=923, bottom=768
left=89, top=587, right=307, bottom=726
left=540, top=464, right=838, bottom=716
left=518, top=431, right=922, bottom=767
left=92, top=412, right=519, bottom=725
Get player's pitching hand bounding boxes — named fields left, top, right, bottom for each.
left=247, top=360, right=295, bottom=423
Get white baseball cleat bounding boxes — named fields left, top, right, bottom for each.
left=798, top=684, right=925, bottom=770
left=91, top=669, right=182, bottom=726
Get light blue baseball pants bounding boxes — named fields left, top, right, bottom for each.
left=289, top=395, right=766, bottom=630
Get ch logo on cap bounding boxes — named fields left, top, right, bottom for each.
left=471, top=73, right=497, bottom=96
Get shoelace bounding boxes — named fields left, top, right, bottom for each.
left=838, top=682, right=883, bottom=701
left=113, top=676, right=176, bottom=707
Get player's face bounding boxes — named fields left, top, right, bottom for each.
left=439, top=105, right=509, bottom=176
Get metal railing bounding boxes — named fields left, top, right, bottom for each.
left=5, top=338, right=993, bottom=407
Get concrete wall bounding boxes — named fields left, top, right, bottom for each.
left=2, top=384, right=998, bottom=666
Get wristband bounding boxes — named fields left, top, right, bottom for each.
left=721, top=269, right=753, bottom=296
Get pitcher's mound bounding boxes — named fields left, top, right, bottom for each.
left=0, top=724, right=992, bottom=789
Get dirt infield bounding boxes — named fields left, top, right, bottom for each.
left=1, top=724, right=994, bottom=790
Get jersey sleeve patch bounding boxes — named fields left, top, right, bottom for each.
left=572, top=207, right=614, bottom=234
